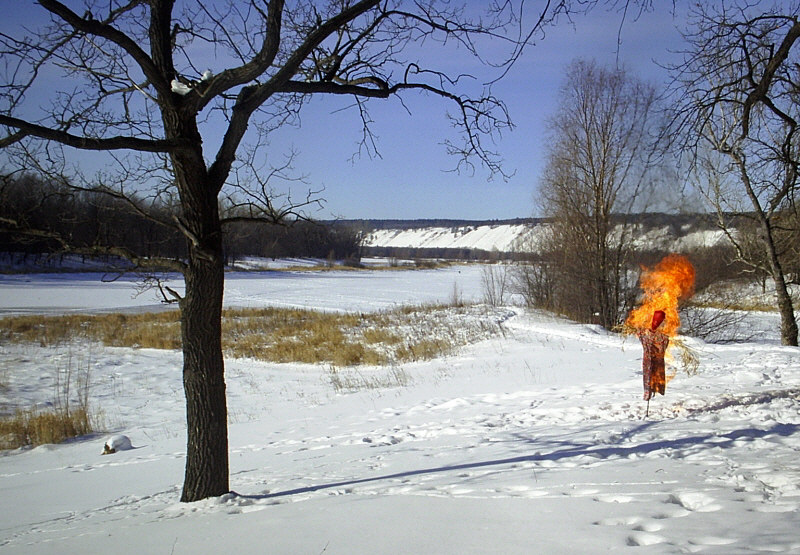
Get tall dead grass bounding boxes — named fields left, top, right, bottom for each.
left=0, top=350, right=100, bottom=450
left=0, top=304, right=503, bottom=367
left=0, top=311, right=181, bottom=349
left=0, top=408, right=93, bottom=450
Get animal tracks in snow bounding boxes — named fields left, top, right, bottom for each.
left=595, top=491, right=738, bottom=550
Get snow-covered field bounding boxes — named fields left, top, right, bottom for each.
left=1, top=265, right=799, bottom=554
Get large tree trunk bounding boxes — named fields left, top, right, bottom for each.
left=762, top=220, right=799, bottom=347
left=175, top=156, right=230, bottom=502
left=772, top=270, right=799, bottom=347
left=180, top=252, right=229, bottom=502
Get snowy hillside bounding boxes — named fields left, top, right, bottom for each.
left=361, top=223, right=541, bottom=253
left=360, top=220, right=731, bottom=255
left=0, top=267, right=798, bottom=554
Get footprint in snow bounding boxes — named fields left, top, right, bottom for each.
left=667, top=491, right=722, bottom=512
left=594, top=515, right=641, bottom=527
left=632, top=521, right=664, bottom=533
left=751, top=502, right=798, bottom=513
left=688, top=536, right=738, bottom=547
left=651, top=507, right=690, bottom=519
left=626, top=532, right=666, bottom=546
left=594, top=493, right=636, bottom=503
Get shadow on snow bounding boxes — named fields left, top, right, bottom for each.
left=234, top=421, right=798, bottom=501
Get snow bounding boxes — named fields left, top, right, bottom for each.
left=362, top=224, right=542, bottom=252
left=171, top=79, right=192, bottom=95
left=102, top=434, right=133, bottom=455
left=362, top=223, right=733, bottom=254
left=1, top=264, right=799, bottom=554
left=0, top=264, right=486, bottom=315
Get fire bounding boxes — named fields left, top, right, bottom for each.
left=626, top=254, right=695, bottom=337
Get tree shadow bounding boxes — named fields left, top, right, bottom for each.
left=236, top=421, right=798, bottom=501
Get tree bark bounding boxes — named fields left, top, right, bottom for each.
left=763, top=226, right=800, bottom=347
left=171, top=134, right=230, bottom=502
left=775, top=275, right=798, bottom=347
left=179, top=221, right=229, bottom=502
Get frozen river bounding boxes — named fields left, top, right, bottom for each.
left=0, top=264, right=490, bottom=315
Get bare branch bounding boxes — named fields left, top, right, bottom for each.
left=38, top=0, right=172, bottom=99
left=0, top=114, right=188, bottom=152
left=670, top=1, right=800, bottom=345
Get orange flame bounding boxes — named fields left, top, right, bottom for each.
left=626, top=254, right=695, bottom=337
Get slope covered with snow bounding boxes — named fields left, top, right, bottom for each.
left=361, top=221, right=731, bottom=255
left=361, top=223, right=544, bottom=253
left=0, top=267, right=798, bottom=554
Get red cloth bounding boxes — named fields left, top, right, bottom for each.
left=651, top=310, right=666, bottom=331
left=637, top=329, right=669, bottom=400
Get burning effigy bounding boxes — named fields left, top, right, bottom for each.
left=625, top=254, right=696, bottom=410
left=637, top=309, right=670, bottom=400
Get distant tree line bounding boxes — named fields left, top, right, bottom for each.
left=222, top=219, right=362, bottom=266
left=344, top=218, right=543, bottom=230
left=516, top=208, right=800, bottom=331
left=0, top=174, right=361, bottom=267
left=361, top=246, right=517, bottom=261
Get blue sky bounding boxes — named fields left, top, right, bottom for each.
left=2, top=2, right=688, bottom=221
left=271, top=3, right=688, bottom=221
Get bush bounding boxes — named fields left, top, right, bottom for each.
left=481, top=263, right=510, bottom=307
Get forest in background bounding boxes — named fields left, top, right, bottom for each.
left=0, top=174, right=363, bottom=269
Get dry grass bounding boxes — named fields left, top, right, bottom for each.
left=0, top=408, right=94, bottom=450
left=362, top=327, right=403, bottom=345
left=0, top=347, right=102, bottom=450
left=0, top=304, right=505, bottom=367
left=328, top=365, right=411, bottom=393
left=0, top=304, right=506, bottom=448
left=0, top=311, right=181, bottom=349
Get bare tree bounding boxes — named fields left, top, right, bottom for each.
left=1, top=0, right=653, bottom=502
left=532, top=59, right=663, bottom=328
left=670, top=1, right=800, bottom=346
left=481, top=263, right=510, bottom=307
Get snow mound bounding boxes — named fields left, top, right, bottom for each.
left=102, top=435, right=133, bottom=455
